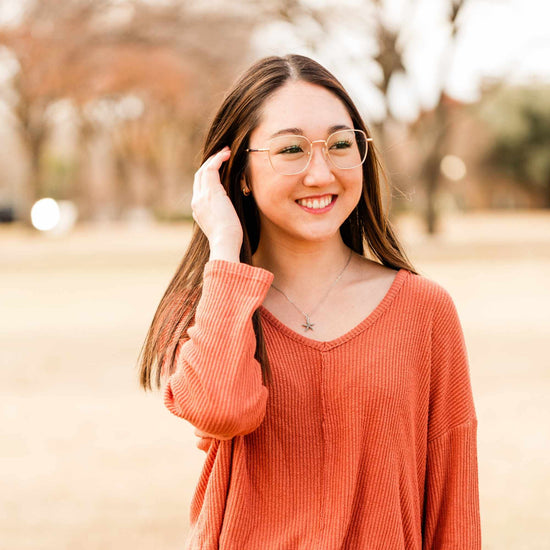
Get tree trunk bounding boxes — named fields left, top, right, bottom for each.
left=422, top=101, right=449, bottom=235
left=18, top=134, right=43, bottom=228
left=425, top=153, right=440, bottom=235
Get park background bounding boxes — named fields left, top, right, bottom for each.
left=1, top=0, right=549, bottom=548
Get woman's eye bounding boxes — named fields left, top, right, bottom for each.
left=277, top=145, right=303, bottom=154
left=330, top=140, right=352, bottom=150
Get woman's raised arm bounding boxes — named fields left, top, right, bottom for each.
left=162, top=259, right=274, bottom=440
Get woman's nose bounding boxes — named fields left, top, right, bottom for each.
left=303, top=145, right=335, bottom=185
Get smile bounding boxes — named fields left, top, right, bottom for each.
left=295, top=195, right=337, bottom=212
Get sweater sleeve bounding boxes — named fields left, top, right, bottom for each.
left=422, top=286, right=482, bottom=549
left=162, top=259, right=274, bottom=440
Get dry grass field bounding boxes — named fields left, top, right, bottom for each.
left=1, top=210, right=549, bottom=549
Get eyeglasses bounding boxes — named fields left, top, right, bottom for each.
left=245, top=129, right=372, bottom=175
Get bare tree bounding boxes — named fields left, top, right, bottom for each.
left=240, top=0, right=474, bottom=234
left=0, top=0, right=117, bottom=224
left=0, top=0, right=254, bottom=224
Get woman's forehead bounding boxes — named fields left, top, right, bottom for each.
left=254, top=80, right=353, bottom=139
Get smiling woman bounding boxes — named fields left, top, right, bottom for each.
left=243, top=80, right=369, bottom=257
left=137, top=54, right=481, bottom=549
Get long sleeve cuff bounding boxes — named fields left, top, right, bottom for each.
left=422, top=417, right=481, bottom=549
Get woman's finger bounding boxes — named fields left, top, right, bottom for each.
left=194, top=147, right=230, bottom=195
left=199, top=147, right=230, bottom=174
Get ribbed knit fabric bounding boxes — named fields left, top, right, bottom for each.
left=162, top=259, right=481, bottom=549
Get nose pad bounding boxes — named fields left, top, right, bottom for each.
left=311, top=144, right=329, bottom=163
left=305, top=144, right=334, bottom=180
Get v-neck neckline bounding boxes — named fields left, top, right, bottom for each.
left=258, top=268, right=410, bottom=351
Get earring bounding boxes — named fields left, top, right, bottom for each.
left=242, top=186, right=251, bottom=196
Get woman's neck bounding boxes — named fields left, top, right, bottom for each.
left=252, top=236, right=354, bottom=298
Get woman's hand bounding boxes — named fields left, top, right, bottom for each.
left=191, top=146, right=244, bottom=255
left=194, top=427, right=233, bottom=441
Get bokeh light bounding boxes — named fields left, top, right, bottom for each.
left=30, top=198, right=60, bottom=231
left=441, top=155, right=467, bottom=181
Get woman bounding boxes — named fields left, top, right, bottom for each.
left=138, top=54, right=481, bottom=549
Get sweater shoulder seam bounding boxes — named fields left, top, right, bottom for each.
left=427, top=416, right=477, bottom=445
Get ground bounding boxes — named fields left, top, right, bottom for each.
left=1, top=210, right=549, bottom=549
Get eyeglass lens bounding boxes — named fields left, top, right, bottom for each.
left=268, top=129, right=368, bottom=175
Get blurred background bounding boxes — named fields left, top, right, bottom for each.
left=1, top=0, right=548, bottom=548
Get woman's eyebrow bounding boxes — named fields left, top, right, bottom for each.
left=327, top=124, right=352, bottom=134
left=269, top=127, right=303, bottom=139
left=268, top=124, right=352, bottom=139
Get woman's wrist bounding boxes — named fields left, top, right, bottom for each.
left=208, top=238, right=241, bottom=263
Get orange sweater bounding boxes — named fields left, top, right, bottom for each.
left=162, top=260, right=481, bottom=549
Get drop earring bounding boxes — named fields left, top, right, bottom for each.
left=241, top=177, right=251, bottom=196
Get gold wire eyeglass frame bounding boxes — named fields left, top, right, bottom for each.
left=245, top=129, right=373, bottom=175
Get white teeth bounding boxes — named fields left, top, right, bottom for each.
left=297, top=196, right=333, bottom=209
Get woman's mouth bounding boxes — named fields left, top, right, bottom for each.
left=295, top=194, right=337, bottom=213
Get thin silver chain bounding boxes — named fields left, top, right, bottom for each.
left=270, top=248, right=353, bottom=332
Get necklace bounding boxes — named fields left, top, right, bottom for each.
left=270, top=249, right=353, bottom=332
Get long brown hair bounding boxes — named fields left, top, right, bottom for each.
left=137, top=53, right=418, bottom=391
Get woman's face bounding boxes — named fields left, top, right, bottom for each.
left=245, top=80, right=364, bottom=246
